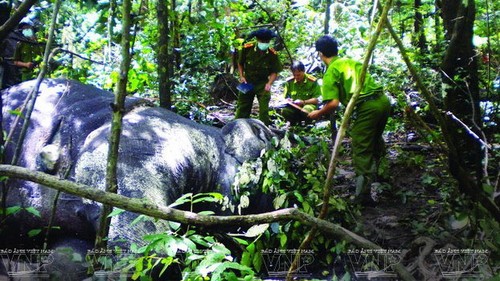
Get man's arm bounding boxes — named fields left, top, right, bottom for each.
left=294, top=97, right=319, bottom=107
left=308, top=99, right=339, bottom=119
left=265, top=72, right=277, bottom=91
left=238, top=63, right=246, bottom=83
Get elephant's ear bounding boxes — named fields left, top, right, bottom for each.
left=221, top=119, right=275, bottom=163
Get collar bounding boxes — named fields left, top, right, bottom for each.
left=326, top=56, right=339, bottom=66
left=293, top=78, right=308, bottom=84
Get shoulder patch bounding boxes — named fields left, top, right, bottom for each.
left=243, top=43, right=255, bottom=48
left=306, top=74, right=317, bottom=82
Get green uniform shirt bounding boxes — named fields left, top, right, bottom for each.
left=238, top=43, right=283, bottom=84
left=284, top=73, right=321, bottom=101
left=14, top=40, right=43, bottom=81
left=322, top=57, right=383, bottom=104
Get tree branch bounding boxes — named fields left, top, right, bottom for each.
left=0, top=164, right=414, bottom=279
left=96, top=0, right=133, bottom=249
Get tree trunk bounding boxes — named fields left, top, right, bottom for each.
left=96, top=0, right=132, bottom=249
left=433, top=0, right=442, bottom=54
left=171, top=0, right=181, bottom=69
left=413, top=0, right=427, bottom=52
left=440, top=0, right=482, bottom=186
left=106, top=0, right=116, bottom=63
left=324, top=0, right=332, bottom=34
left=157, top=0, right=171, bottom=109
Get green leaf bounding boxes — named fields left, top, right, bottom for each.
left=180, top=236, right=197, bottom=251
left=28, top=229, right=42, bottom=237
left=273, top=193, right=287, bottom=209
left=6, top=206, right=22, bottom=215
left=186, top=253, right=205, bottom=263
left=212, top=243, right=231, bottom=255
left=280, top=234, right=287, bottom=248
left=188, top=234, right=211, bottom=247
left=212, top=262, right=253, bottom=280
left=293, top=191, right=304, bottom=202
left=131, top=214, right=150, bottom=226
left=252, top=249, right=262, bottom=272
left=24, top=207, right=41, bottom=217
left=131, top=271, right=141, bottom=280
left=245, top=243, right=256, bottom=255
left=107, top=208, right=125, bottom=218
left=168, top=193, right=193, bottom=208
left=159, top=257, right=174, bottom=276
left=241, top=250, right=251, bottom=267
left=232, top=237, right=249, bottom=246
left=163, top=236, right=178, bottom=257
left=168, top=221, right=181, bottom=230
left=193, top=192, right=223, bottom=203
left=8, top=109, right=24, bottom=117
left=193, top=196, right=218, bottom=204
left=198, top=210, right=215, bottom=216
left=245, top=224, right=269, bottom=238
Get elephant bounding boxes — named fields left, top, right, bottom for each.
left=0, top=78, right=275, bottom=278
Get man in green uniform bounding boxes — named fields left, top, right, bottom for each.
left=281, top=61, right=321, bottom=125
left=14, top=20, right=43, bottom=81
left=14, top=20, right=43, bottom=82
left=0, top=19, right=42, bottom=89
left=308, top=35, right=391, bottom=205
left=235, top=28, right=283, bottom=125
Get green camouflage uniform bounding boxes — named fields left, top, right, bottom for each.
left=1, top=31, right=42, bottom=89
left=14, top=39, right=43, bottom=81
left=235, top=43, right=282, bottom=125
left=282, top=73, right=321, bottom=124
left=322, top=57, right=391, bottom=197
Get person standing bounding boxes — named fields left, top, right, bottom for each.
left=281, top=61, right=321, bottom=125
left=235, top=28, right=283, bottom=125
left=0, top=19, right=42, bottom=89
left=308, top=35, right=391, bottom=205
left=14, top=19, right=42, bottom=82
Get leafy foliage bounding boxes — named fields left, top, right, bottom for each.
left=95, top=193, right=256, bottom=280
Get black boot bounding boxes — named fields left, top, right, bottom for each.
left=354, top=175, right=376, bottom=207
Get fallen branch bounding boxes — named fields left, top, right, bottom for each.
left=0, top=164, right=414, bottom=279
left=445, top=111, right=491, bottom=149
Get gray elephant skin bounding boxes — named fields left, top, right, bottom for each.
left=0, top=78, right=274, bottom=278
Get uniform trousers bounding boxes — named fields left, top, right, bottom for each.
left=235, top=82, right=270, bottom=125
left=350, top=93, right=391, bottom=195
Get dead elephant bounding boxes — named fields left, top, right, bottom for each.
left=0, top=78, right=274, bottom=278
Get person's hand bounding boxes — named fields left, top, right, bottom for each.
left=15, top=61, right=34, bottom=69
left=293, top=99, right=304, bottom=107
left=308, top=110, right=322, bottom=119
left=239, top=77, right=247, bottom=83
left=264, top=83, right=272, bottom=92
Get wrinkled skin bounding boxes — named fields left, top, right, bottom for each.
left=0, top=79, right=274, bottom=278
